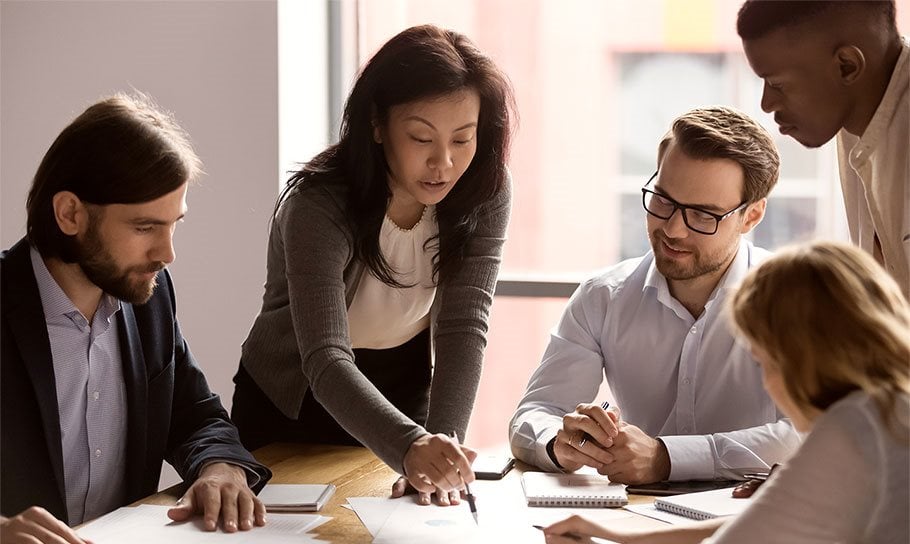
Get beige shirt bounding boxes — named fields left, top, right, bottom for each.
left=836, top=38, right=909, bottom=298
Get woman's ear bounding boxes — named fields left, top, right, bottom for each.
left=373, top=123, right=383, bottom=144
left=51, top=191, right=88, bottom=236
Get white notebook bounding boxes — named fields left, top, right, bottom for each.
left=653, top=487, right=752, bottom=520
left=257, top=483, right=336, bottom=512
left=521, top=472, right=628, bottom=507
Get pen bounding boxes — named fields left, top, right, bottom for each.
left=451, top=432, right=479, bottom=525
left=577, top=400, right=611, bottom=448
left=532, top=524, right=582, bottom=541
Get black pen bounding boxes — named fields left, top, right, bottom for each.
left=533, top=524, right=582, bottom=541
left=578, top=400, right=611, bottom=447
left=451, top=432, right=478, bottom=525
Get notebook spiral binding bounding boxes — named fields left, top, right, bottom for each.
left=527, top=496, right=627, bottom=507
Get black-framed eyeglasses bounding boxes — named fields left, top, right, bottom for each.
left=641, top=172, right=749, bottom=235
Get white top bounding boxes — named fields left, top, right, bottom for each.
left=836, top=37, right=909, bottom=299
left=706, top=390, right=910, bottom=544
left=509, top=240, right=801, bottom=480
left=347, top=206, right=438, bottom=349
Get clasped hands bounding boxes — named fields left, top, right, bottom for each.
left=391, top=433, right=477, bottom=506
left=553, top=402, right=671, bottom=484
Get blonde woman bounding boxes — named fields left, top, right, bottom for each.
left=544, top=241, right=909, bottom=544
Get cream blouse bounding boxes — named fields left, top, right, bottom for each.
left=347, top=206, right=438, bottom=349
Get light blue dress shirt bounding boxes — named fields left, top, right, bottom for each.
left=509, top=240, right=801, bottom=480
left=30, top=248, right=128, bottom=525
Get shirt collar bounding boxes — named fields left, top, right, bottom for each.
left=850, top=37, right=909, bottom=166
left=29, top=245, right=122, bottom=323
left=643, top=238, right=754, bottom=309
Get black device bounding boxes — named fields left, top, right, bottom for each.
left=472, top=455, right=515, bottom=480
left=625, top=479, right=740, bottom=496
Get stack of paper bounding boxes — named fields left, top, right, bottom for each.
left=257, top=483, right=336, bottom=512
left=78, top=504, right=330, bottom=543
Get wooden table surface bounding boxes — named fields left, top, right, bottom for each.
left=141, top=443, right=666, bottom=542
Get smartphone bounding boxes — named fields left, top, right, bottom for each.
left=625, top=479, right=740, bottom=496
left=471, top=455, right=515, bottom=480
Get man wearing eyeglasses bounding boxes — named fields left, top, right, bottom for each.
left=509, top=107, right=801, bottom=485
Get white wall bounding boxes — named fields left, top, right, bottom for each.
left=1, top=0, right=281, bottom=486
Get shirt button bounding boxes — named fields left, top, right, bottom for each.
left=689, top=326, right=697, bottom=334
left=684, top=378, right=691, bottom=385
left=681, top=427, right=690, bottom=433
left=93, top=391, right=100, bottom=401
left=95, top=449, right=102, bottom=458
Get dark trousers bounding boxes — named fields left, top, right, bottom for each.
left=231, top=328, right=432, bottom=452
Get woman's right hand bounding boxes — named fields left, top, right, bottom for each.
left=400, top=433, right=477, bottom=499
left=542, top=514, right=628, bottom=543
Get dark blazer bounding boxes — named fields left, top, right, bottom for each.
left=1, top=239, right=271, bottom=522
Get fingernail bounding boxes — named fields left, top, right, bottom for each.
left=226, top=520, right=237, bottom=531
left=420, top=496, right=430, bottom=505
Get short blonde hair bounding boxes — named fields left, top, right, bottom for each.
left=730, top=241, right=910, bottom=436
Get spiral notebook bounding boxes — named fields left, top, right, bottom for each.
left=653, top=487, right=751, bottom=520
left=521, top=472, right=628, bottom=507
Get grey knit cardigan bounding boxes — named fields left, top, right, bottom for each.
left=240, top=176, right=512, bottom=474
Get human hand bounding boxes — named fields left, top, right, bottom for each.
left=0, top=507, right=92, bottom=544
left=596, top=422, right=670, bottom=484
left=553, top=403, right=621, bottom=471
left=542, top=514, right=630, bottom=543
left=167, top=462, right=266, bottom=532
left=390, top=476, right=464, bottom=506
left=400, top=433, right=476, bottom=499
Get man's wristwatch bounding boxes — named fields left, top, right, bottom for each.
left=545, top=436, right=564, bottom=469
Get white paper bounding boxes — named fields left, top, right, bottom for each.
left=346, top=497, right=398, bottom=536
left=257, top=483, right=335, bottom=511
left=78, top=504, right=330, bottom=543
left=624, top=503, right=700, bottom=526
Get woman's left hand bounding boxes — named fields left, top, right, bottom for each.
left=390, top=476, right=462, bottom=506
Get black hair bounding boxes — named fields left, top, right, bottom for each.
left=277, top=24, right=515, bottom=286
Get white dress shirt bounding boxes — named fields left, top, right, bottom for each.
left=836, top=37, right=909, bottom=299
left=509, top=240, right=801, bottom=480
left=705, top=391, right=909, bottom=544
left=30, top=248, right=128, bottom=525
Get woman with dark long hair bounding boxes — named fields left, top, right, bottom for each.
left=232, top=24, right=515, bottom=505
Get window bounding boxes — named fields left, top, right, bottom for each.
left=282, top=0, right=904, bottom=453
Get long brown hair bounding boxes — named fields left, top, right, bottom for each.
left=27, top=92, right=201, bottom=262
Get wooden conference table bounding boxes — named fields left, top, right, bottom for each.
left=140, top=443, right=666, bottom=542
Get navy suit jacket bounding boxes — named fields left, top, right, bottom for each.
left=0, top=239, right=271, bottom=522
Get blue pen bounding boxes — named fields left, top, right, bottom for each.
left=578, top=400, right=611, bottom=447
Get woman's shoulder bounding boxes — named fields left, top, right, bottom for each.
left=815, top=390, right=910, bottom=447
left=278, top=178, right=350, bottom=219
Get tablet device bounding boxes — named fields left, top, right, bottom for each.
left=625, top=479, right=740, bottom=496
left=472, top=455, right=515, bottom=480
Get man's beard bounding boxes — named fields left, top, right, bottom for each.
left=649, top=231, right=733, bottom=282
left=76, top=221, right=165, bottom=304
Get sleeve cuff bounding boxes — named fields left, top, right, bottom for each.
left=534, top=429, right=565, bottom=472
left=199, top=459, right=265, bottom=490
left=660, top=435, right=715, bottom=481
